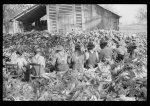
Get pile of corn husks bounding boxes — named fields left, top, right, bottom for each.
left=3, top=30, right=147, bottom=101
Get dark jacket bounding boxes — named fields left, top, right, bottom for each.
left=86, top=51, right=99, bottom=68
left=99, top=47, right=113, bottom=62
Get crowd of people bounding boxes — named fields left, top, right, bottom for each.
left=4, top=36, right=138, bottom=83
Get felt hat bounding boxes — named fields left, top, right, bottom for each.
left=16, top=49, right=22, bottom=55
left=87, top=42, right=95, bottom=49
left=75, top=43, right=81, bottom=49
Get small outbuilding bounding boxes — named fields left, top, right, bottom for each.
left=10, top=4, right=121, bottom=34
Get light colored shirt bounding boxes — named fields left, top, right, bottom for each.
left=10, top=52, right=18, bottom=64
left=32, top=54, right=45, bottom=68
left=16, top=57, right=28, bottom=69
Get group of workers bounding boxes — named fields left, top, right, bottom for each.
left=4, top=38, right=137, bottom=82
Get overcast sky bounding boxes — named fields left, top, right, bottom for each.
left=100, top=4, right=147, bottom=25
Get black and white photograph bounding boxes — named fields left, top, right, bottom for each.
left=3, top=4, right=147, bottom=101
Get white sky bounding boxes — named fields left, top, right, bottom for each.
left=100, top=4, right=147, bottom=25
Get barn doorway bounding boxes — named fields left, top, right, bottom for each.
left=11, top=5, right=47, bottom=33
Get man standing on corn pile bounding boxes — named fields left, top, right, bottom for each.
left=115, top=40, right=128, bottom=63
left=51, top=45, right=70, bottom=72
left=98, top=40, right=113, bottom=64
left=85, top=42, right=99, bottom=69
left=31, top=48, right=46, bottom=76
left=127, top=39, right=137, bottom=59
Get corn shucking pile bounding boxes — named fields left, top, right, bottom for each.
left=3, top=30, right=147, bottom=101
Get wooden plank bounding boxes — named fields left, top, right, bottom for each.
left=75, top=4, right=82, bottom=30
left=56, top=4, right=59, bottom=32
left=73, top=4, right=76, bottom=32
left=13, top=21, right=17, bottom=33
left=49, top=5, right=57, bottom=32
left=81, top=4, right=85, bottom=30
left=46, top=5, right=50, bottom=32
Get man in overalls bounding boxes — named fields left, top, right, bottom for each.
left=51, top=46, right=69, bottom=72
left=85, top=42, right=99, bottom=69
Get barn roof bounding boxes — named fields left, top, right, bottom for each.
left=97, top=5, right=121, bottom=17
left=10, top=4, right=121, bottom=22
left=10, top=4, right=46, bottom=23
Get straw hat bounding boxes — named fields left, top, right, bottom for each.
left=55, top=45, right=63, bottom=51
left=35, top=48, right=41, bottom=52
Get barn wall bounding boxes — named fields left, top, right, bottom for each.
left=13, top=21, right=23, bottom=33
left=83, top=4, right=119, bottom=31
left=47, top=4, right=83, bottom=34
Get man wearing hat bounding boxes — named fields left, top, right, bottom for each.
left=69, top=43, right=85, bottom=72
left=51, top=45, right=69, bottom=72
left=31, top=48, right=46, bottom=76
left=127, top=41, right=137, bottom=59
left=85, top=42, right=99, bottom=69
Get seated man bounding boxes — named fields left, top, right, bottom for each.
left=70, top=44, right=85, bottom=72
left=31, top=48, right=46, bottom=76
left=51, top=46, right=69, bottom=72
left=85, top=42, right=99, bottom=69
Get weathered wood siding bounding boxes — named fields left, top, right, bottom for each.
left=11, top=4, right=119, bottom=34
left=47, top=4, right=83, bottom=34
left=83, top=4, right=119, bottom=31
left=13, top=21, right=23, bottom=33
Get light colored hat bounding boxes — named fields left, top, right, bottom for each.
left=55, top=45, right=63, bottom=51
left=35, top=48, right=41, bottom=52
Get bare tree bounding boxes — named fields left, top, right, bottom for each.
left=136, top=5, right=147, bottom=24
left=3, top=4, right=34, bottom=33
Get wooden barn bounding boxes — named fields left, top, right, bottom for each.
left=10, top=4, right=121, bottom=34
